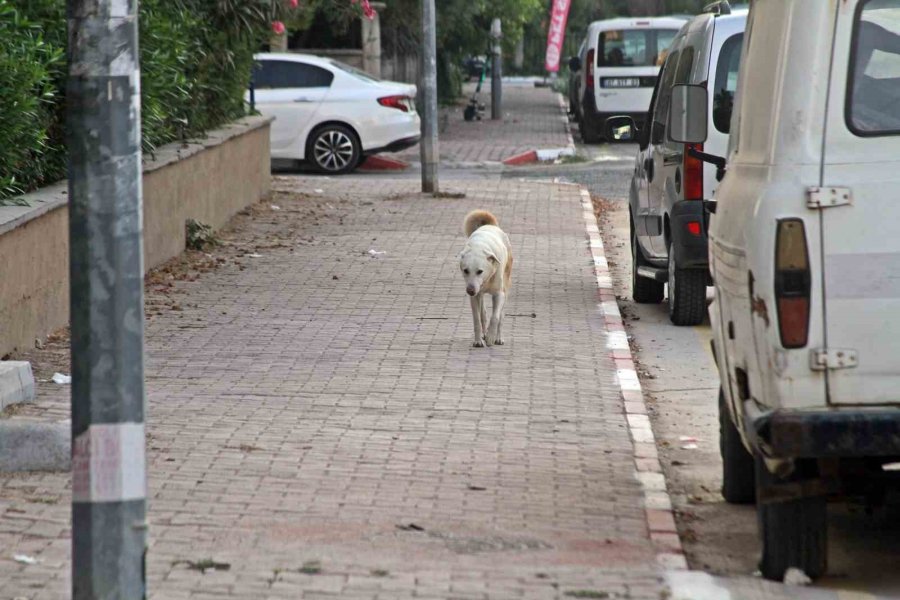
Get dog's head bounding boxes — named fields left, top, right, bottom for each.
left=458, top=248, right=497, bottom=296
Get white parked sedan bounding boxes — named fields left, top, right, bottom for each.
left=249, top=53, right=420, bottom=174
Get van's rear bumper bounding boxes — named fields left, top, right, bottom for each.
left=746, top=402, right=900, bottom=458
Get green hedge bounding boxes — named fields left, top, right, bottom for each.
left=0, top=0, right=281, bottom=205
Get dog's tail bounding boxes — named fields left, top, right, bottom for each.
left=463, top=210, right=499, bottom=237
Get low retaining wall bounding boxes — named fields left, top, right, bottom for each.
left=0, top=116, right=272, bottom=357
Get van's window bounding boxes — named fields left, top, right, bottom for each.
left=674, top=46, right=695, bottom=84
left=598, top=29, right=680, bottom=68
left=713, top=33, right=743, bottom=134
left=848, top=0, right=900, bottom=135
left=651, top=49, right=681, bottom=144
left=252, top=61, right=334, bottom=89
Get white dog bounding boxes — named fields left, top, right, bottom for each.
left=459, top=210, right=513, bottom=348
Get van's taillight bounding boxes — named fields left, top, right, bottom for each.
left=378, top=95, right=410, bottom=112
left=684, top=143, right=704, bottom=200
left=775, top=219, right=811, bottom=348
left=586, top=49, right=595, bottom=90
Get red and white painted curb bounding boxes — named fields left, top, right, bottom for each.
left=557, top=92, right=577, bottom=149
left=502, top=147, right=574, bottom=165
left=358, top=155, right=411, bottom=171
left=579, top=188, right=688, bottom=571
left=500, top=92, right=577, bottom=166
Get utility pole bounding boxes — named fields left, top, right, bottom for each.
left=420, top=0, right=439, bottom=193
left=491, top=18, right=503, bottom=120
left=67, top=1, right=148, bottom=598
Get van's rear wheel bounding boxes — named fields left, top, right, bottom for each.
left=756, top=458, right=828, bottom=581
left=667, top=244, right=707, bottom=325
left=632, top=220, right=664, bottom=304
left=719, top=388, right=756, bottom=504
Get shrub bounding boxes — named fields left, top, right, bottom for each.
left=0, top=0, right=297, bottom=204
left=0, top=2, right=65, bottom=203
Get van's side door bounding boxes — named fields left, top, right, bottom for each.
left=645, top=40, right=689, bottom=256
left=820, top=0, right=900, bottom=406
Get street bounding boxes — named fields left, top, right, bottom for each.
left=3, top=82, right=900, bottom=600
left=551, top=138, right=900, bottom=597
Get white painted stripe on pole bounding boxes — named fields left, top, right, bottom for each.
left=72, top=423, right=146, bottom=503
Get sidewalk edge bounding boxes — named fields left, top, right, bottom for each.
left=578, top=188, right=688, bottom=571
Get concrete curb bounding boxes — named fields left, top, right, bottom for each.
left=0, top=361, right=35, bottom=411
left=556, top=92, right=577, bottom=149
left=0, top=420, right=71, bottom=472
left=358, top=155, right=411, bottom=171
left=578, top=188, right=688, bottom=571
left=502, top=147, right=575, bottom=165
left=500, top=92, right=577, bottom=166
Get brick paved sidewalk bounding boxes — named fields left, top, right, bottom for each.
left=0, top=176, right=663, bottom=599
left=389, top=83, right=572, bottom=165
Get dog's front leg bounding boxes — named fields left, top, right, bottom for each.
left=470, top=294, right=485, bottom=347
left=485, top=291, right=506, bottom=346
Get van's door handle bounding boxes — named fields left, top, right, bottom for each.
left=294, top=97, right=313, bottom=103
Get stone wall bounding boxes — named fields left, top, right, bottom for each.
left=0, top=116, right=272, bottom=357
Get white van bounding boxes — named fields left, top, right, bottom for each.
left=669, top=0, right=900, bottom=582
left=606, top=6, right=746, bottom=326
left=569, top=17, right=686, bottom=143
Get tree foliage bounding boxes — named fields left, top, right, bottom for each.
left=380, top=0, right=544, bottom=101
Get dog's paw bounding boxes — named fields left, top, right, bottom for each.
left=472, top=339, right=486, bottom=348
left=494, top=337, right=504, bottom=345
left=484, top=332, right=496, bottom=346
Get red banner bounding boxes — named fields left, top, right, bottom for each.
left=544, top=0, right=572, bottom=72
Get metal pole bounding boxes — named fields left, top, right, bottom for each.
left=491, top=18, right=502, bottom=120
left=420, top=0, right=439, bottom=193
left=67, top=1, right=147, bottom=598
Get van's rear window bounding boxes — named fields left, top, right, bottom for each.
left=848, top=0, right=900, bottom=135
left=598, top=29, right=678, bottom=68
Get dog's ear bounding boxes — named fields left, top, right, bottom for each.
left=487, top=253, right=499, bottom=264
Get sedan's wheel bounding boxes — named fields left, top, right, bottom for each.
left=308, top=125, right=360, bottom=174
left=667, top=242, right=707, bottom=326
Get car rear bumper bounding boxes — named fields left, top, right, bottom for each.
left=361, top=112, right=420, bottom=153
left=745, top=401, right=900, bottom=458
left=364, top=135, right=420, bottom=156
left=670, top=200, right=709, bottom=270
left=581, top=102, right=647, bottom=134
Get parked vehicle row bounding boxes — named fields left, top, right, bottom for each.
left=606, top=0, right=900, bottom=583
left=247, top=53, right=420, bottom=174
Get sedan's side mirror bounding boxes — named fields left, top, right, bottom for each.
left=568, top=56, right=582, bottom=72
left=668, top=84, right=708, bottom=144
left=604, top=116, right=637, bottom=142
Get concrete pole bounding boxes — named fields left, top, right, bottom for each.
left=491, top=18, right=503, bottom=120
left=362, top=2, right=386, bottom=78
left=67, top=1, right=147, bottom=598
left=420, top=0, right=439, bottom=193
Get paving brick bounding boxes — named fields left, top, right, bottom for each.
left=388, top=84, right=572, bottom=164
left=0, top=88, right=664, bottom=598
